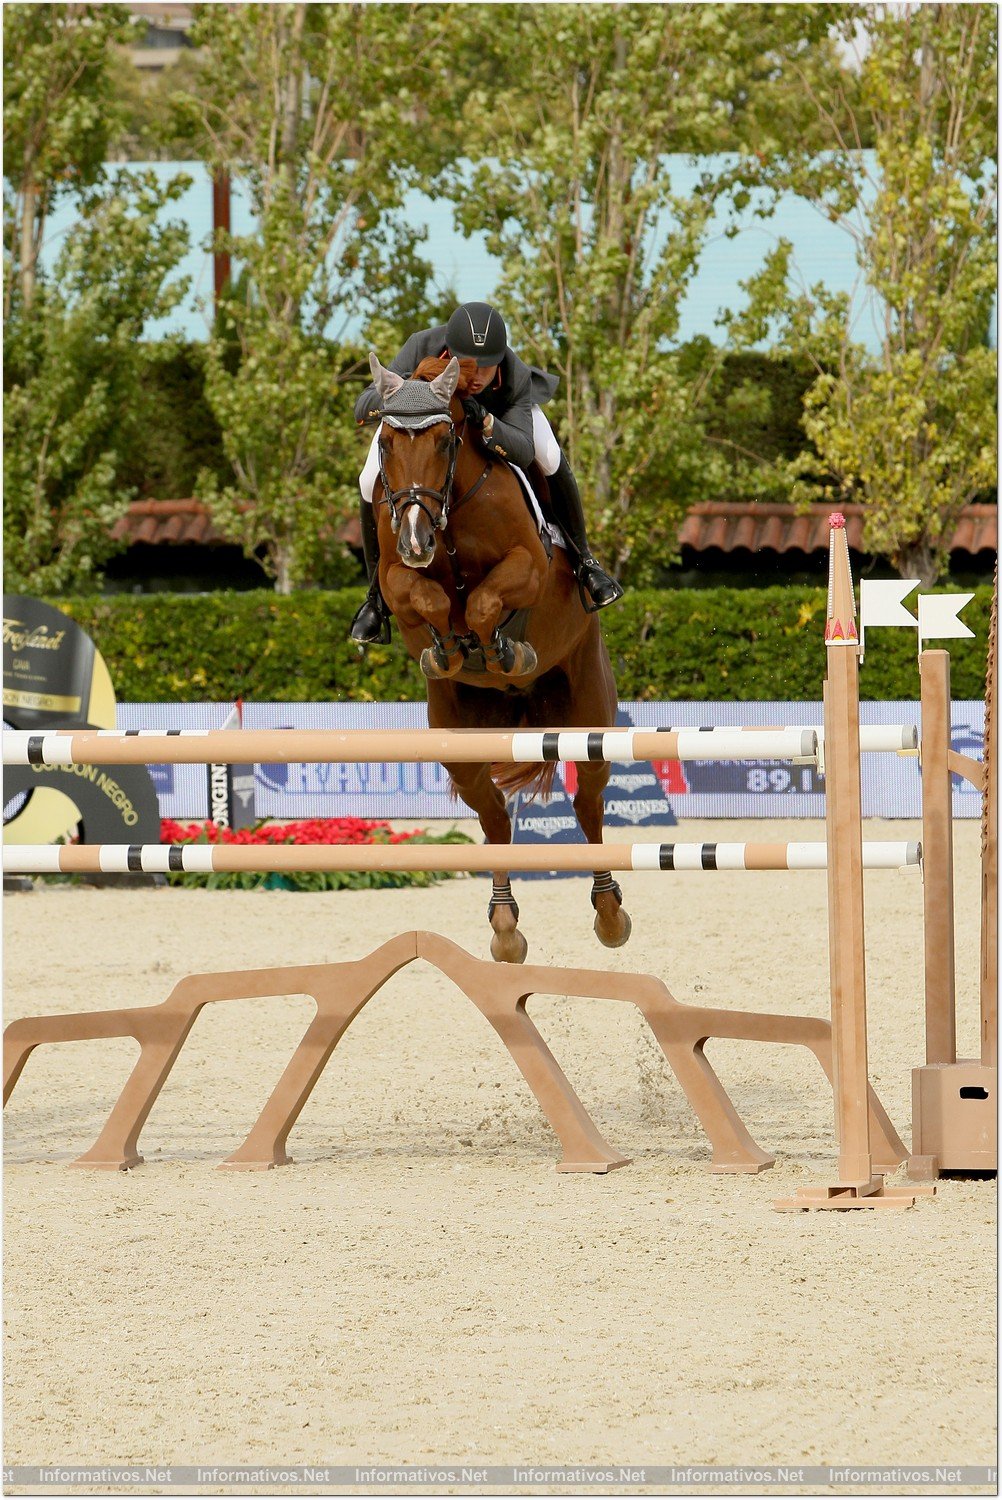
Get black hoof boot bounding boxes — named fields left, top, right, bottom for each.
left=350, top=588, right=391, bottom=644
left=577, top=557, right=624, bottom=612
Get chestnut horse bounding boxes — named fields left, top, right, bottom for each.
left=367, top=351, right=630, bottom=964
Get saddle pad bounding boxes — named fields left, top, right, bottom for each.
left=509, top=465, right=565, bottom=552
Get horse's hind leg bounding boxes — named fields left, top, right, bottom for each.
left=573, top=760, right=633, bottom=949
left=557, top=627, right=632, bottom=949
left=442, top=761, right=528, bottom=965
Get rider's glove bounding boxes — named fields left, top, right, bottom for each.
left=461, top=397, right=489, bottom=427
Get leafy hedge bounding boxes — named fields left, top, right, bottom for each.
left=52, top=584, right=993, bottom=703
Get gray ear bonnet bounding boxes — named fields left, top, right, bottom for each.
left=380, top=381, right=453, bottom=432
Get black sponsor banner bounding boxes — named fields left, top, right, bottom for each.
left=207, top=760, right=257, bottom=830
left=3, top=594, right=97, bottom=728
left=3, top=761, right=161, bottom=843
left=4, top=594, right=160, bottom=846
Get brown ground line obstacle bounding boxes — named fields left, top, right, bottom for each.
left=2, top=931, right=906, bottom=1178
left=3, top=519, right=995, bottom=1208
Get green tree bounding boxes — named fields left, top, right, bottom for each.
left=178, top=2, right=450, bottom=593
left=3, top=173, right=191, bottom=593
left=105, top=45, right=209, bottom=162
left=727, top=2, right=997, bottom=585
left=3, top=3, right=137, bottom=314
left=429, top=4, right=841, bottom=583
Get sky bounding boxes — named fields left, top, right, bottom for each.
left=39, top=154, right=994, bottom=355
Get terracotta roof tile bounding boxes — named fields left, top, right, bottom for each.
left=678, top=502, right=996, bottom=557
left=976, top=512, right=997, bottom=552
left=160, top=513, right=185, bottom=544
left=112, top=498, right=233, bottom=548
left=179, top=512, right=210, bottom=545
left=759, top=513, right=785, bottom=552
left=110, top=498, right=996, bottom=559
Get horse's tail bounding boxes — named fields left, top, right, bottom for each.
left=488, top=760, right=561, bottom=801
left=445, top=760, right=560, bottom=804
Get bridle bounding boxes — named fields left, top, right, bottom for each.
left=376, top=416, right=462, bottom=535
left=368, top=385, right=516, bottom=667
left=375, top=412, right=492, bottom=536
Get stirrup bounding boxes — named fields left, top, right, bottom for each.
left=576, top=557, right=624, bottom=613
left=349, top=593, right=392, bottom=645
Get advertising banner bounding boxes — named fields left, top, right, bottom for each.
left=115, top=700, right=985, bottom=824
left=2, top=596, right=160, bottom=845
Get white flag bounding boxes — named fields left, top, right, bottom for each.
left=859, top=578, right=919, bottom=660
left=918, top=593, right=975, bottom=652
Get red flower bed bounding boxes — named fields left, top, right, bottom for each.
left=160, top=818, right=426, bottom=848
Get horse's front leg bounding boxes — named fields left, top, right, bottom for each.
left=382, top=562, right=466, bottom=679
left=443, top=761, right=527, bottom=964
left=464, top=545, right=544, bottom=678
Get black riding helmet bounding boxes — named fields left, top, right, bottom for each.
left=444, top=301, right=508, bottom=366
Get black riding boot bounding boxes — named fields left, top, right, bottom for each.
left=547, top=455, right=624, bottom=610
left=349, top=501, right=392, bottom=644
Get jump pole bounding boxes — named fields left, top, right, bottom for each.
left=981, top=575, right=998, bottom=1071
left=2, top=841, right=921, bottom=877
left=775, top=513, right=930, bottom=1211
left=3, top=726, right=814, bottom=766
left=910, top=570, right=997, bottom=1176
left=1, top=724, right=919, bottom=769
left=919, top=649, right=958, bottom=1064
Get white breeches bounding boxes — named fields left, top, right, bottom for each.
left=359, top=432, right=381, bottom=504
left=359, top=405, right=561, bottom=501
left=531, top=406, right=562, bottom=476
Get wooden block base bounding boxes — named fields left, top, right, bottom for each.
left=556, top=1155, right=632, bottom=1174
left=774, top=1180, right=936, bottom=1212
left=708, top=1155, right=775, bottom=1174
left=911, top=1062, right=997, bottom=1176
left=69, top=1154, right=143, bottom=1171
left=218, top=1157, right=292, bottom=1171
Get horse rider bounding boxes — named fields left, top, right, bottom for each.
left=349, top=300, right=624, bottom=644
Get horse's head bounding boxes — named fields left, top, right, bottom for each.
left=369, top=351, right=462, bottom=568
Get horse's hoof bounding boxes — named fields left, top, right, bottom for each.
left=594, top=908, right=632, bottom=948
left=420, top=646, right=463, bottom=680
left=490, top=928, right=528, bottom=964
left=485, top=639, right=537, bottom=677
left=509, top=641, right=537, bottom=676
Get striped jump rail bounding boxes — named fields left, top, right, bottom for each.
left=3, top=841, right=922, bottom=876
left=2, top=723, right=918, bottom=768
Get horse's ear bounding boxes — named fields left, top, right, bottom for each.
left=429, top=356, right=460, bottom=404
left=369, top=351, right=404, bottom=400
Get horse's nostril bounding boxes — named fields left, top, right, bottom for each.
left=399, top=538, right=432, bottom=568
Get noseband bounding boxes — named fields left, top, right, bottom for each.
left=376, top=419, right=461, bottom=536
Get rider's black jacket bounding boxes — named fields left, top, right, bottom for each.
left=355, top=325, right=558, bottom=471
